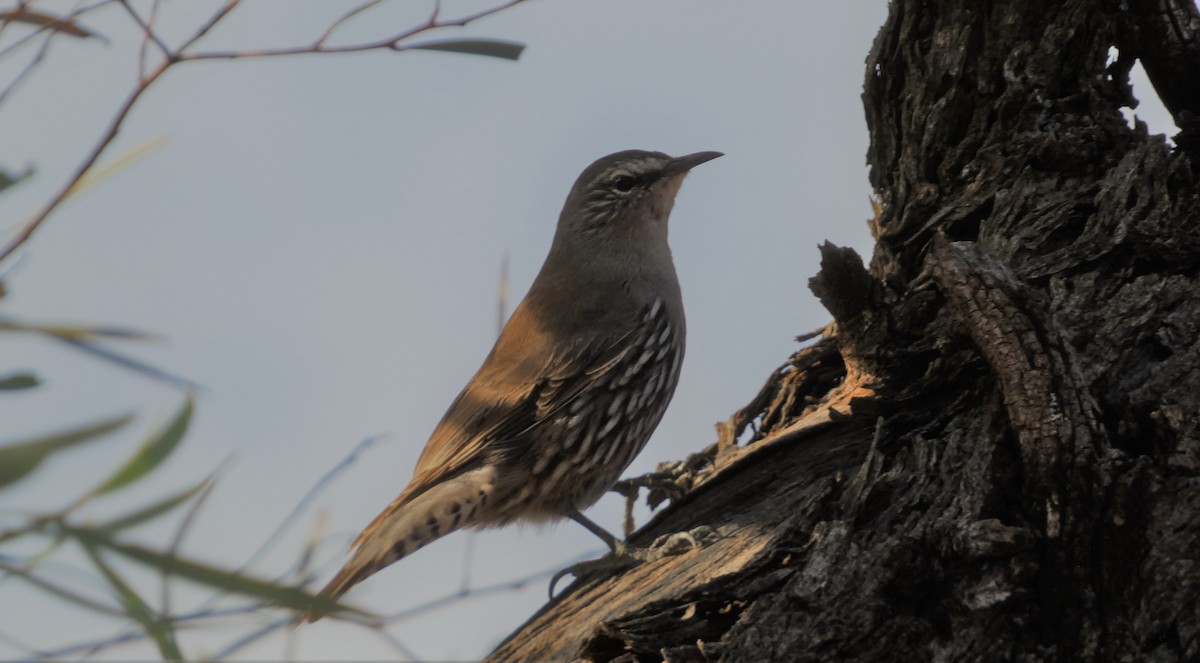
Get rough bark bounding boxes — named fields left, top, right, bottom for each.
left=490, top=1, right=1200, bottom=660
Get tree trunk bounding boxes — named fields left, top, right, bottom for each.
left=490, top=1, right=1200, bottom=660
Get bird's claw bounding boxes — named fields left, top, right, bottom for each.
left=648, top=525, right=716, bottom=555
left=547, top=526, right=718, bottom=600
left=548, top=549, right=644, bottom=599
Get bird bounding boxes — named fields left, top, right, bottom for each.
left=304, top=149, right=722, bottom=622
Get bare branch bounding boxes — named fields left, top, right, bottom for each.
left=0, top=0, right=118, bottom=105
left=0, top=0, right=114, bottom=59
left=179, top=0, right=527, bottom=62
left=0, top=58, right=169, bottom=264
left=176, top=0, right=241, bottom=53
left=0, top=27, right=54, bottom=106
left=0, top=0, right=527, bottom=266
left=0, top=0, right=34, bottom=44
left=118, top=0, right=172, bottom=77
left=314, top=0, right=385, bottom=48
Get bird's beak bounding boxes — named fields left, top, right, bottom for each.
left=662, top=151, right=724, bottom=177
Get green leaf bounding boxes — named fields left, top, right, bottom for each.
left=92, top=393, right=193, bottom=496
left=81, top=542, right=183, bottom=660
left=409, top=38, right=524, bottom=61
left=0, top=317, right=196, bottom=389
left=70, top=527, right=357, bottom=618
left=0, top=414, right=133, bottom=489
left=0, top=372, right=38, bottom=390
left=97, top=480, right=210, bottom=533
left=0, top=317, right=159, bottom=341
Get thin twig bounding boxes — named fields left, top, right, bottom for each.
left=0, top=626, right=37, bottom=659
left=0, top=0, right=34, bottom=44
left=0, top=0, right=115, bottom=60
left=34, top=559, right=561, bottom=660
left=315, top=0, right=385, bottom=48
left=381, top=558, right=578, bottom=623
left=0, top=59, right=170, bottom=263
left=208, top=617, right=289, bottom=661
left=37, top=626, right=146, bottom=661
left=179, top=0, right=526, bottom=61
left=33, top=601, right=278, bottom=660
left=367, top=624, right=421, bottom=660
left=0, top=27, right=55, bottom=106
left=241, top=435, right=386, bottom=575
left=160, top=476, right=219, bottom=622
left=176, top=0, right=240, bottom=53
left=0, top=0, right=527, bottom=266
left=118, top=0, right=171, bottom=77
left=0, top=559, right=126, bottom=618
left=168, top=434, right=384, bottom=637
left=4, top=2, right=538, bottom=658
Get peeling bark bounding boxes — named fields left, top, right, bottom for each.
left=491, top=1, right=1200, bottom=660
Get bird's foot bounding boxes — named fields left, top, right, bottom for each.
left=548, top=547, right=642, bottom=599
left=647, top=525, right=717, bottom=556
left=547, top=526, right=717, bottom=599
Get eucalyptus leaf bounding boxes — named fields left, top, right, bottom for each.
left=91, top=394, right=193, bottom=496
left=71, top=527, right=355, bottom=618
left=0, top=372, right=38, bottom=390
left=0, top=414, right=133, bottom=489
left=0, top=165, right=33, bottom=193
left=0, top=317, right=158, bottom=341
left=82, top=542, right=183, bottom=660
left=409, top=38, right=524, bottom=61
left=97, top=480, right=210, bottom=533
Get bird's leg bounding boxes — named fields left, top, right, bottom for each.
left=567, top=508, right=625, bottom=554
left=549, top=509, right=644, bottom=599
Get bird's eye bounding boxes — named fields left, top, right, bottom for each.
left=610, top=175, right=637, bottom=193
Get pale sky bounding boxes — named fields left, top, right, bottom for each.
left=0, top=1, right=1177, bottom=660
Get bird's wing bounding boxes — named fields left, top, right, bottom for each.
left=348, top=312, right=635, bottom=549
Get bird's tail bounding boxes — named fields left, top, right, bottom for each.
left=302, top=468, right=494, bottom=623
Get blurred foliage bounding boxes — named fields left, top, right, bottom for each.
left=0, top=412, right=132, bottom=489
left=0, top=164, right=33, bottom=192
left=0, top=395, right=360, bottom=660
left=0, top=1, right=532, bottom=659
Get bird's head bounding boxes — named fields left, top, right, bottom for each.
left=555, top=149, right=722, bottom=247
